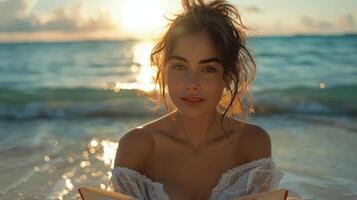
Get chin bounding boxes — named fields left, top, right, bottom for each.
left=170, top=96, right=218, bottom=118
left=174, top=103, right=214, bottom=119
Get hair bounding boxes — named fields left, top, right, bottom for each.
left=149, top=0, right=256, bottom=135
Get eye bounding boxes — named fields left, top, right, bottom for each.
left=202, top=66, right=217, bottom=73
left=171, top=64, right=185, bottom=70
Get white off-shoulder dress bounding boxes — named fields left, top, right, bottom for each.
left=111, top=157, right=284, bottom=200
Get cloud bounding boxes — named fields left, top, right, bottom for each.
left=0, top=0, right=117, bottom=32
left=38, top=4, right=116, bottom=32
left=300, top=14, right=357, bottom=34
left=300, top=16, right=334, bottom=29
left=337, top=13, right=355, bottom=27
left=0, top=0, right=33, bottom=25
left=243, top=5, right=262, bottom=13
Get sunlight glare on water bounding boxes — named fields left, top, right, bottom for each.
left=98, top=139, right=118, bottom=168
left=104, top=41, right=158, bottom=92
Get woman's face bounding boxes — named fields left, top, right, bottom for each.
left=166, top=31, right=225, bottom=118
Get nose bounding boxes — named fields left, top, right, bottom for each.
left=185, top=72, right=200, bottom=92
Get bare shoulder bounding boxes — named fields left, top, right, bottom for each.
left=233, top=120, right=272, bottom=161
left=114, top=125, right=154, bottom=173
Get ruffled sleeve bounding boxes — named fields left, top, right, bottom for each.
left=211, top=157, right=284, bottom=200
left=110, top=167, right=169, bottom=200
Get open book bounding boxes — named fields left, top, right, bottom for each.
left=78, top=186, right=288, bottom=200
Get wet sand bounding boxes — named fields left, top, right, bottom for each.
left=0, top=115, right=356, bottom=200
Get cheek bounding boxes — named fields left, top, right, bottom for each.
left=205, top=79, right=224, bottom=100
left=167, top=71, right=183, bottom=95
left=201, top=73, right=224, bottom=87
left=167, top=70, right=182, bottom=83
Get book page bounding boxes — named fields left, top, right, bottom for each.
left=235, top=189, right=288, bottom=200
left=78, top=186, right=136, bottom=200
left=78, top=186, right=287, bottom=200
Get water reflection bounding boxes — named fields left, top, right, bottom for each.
left=319, top=82, right=326, bottom=89
left=48, top=138, right=118, bottom=199
left=104, top=41, right=157, bottom=92
left=97, top=140, right=117, bottom=168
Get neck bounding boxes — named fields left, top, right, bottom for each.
left=172, top=110, right=222, bottom=148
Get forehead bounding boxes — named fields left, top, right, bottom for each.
left=171, top=31, right=221, bottom=61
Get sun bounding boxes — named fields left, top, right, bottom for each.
left=119, top=0, right=167, bottom=38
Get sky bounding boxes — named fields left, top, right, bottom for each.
left=0, top=0, right=356, bottom=42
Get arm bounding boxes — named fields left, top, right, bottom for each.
left=114, top=127, right=154, bottom=172
left=242, top=125, right=274, bottom=193
left=112, top=127, right=154, bottom=194
left=244, top=124, right=271, bottom=162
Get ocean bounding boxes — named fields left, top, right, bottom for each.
left=0, top=35, right=356, bottom=199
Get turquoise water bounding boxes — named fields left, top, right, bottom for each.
left=0, top=35, right=357, bottom=119
left=1, top=35, right=356, bottom=91
left=0, top=35, right=357, bottom=199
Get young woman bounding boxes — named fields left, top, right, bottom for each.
left=111, top=0, right=283, bottom=199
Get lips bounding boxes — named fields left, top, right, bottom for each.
left=181, top=96, right=206, bottom=106
left=182, top=97, right=205, bottom=102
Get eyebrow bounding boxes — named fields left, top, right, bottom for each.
left=169, top=55, right=222, bottom=64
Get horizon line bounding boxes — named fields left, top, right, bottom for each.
left=0, top=32, right=356, bottom=44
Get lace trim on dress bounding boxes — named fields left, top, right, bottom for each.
left=111, top=157, right=283, bottom=200
left=111, top=167, right=169, bottom=200
left=209, top=157, right=276, bottom=200
left=112, top=167, right=166, bottom=190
